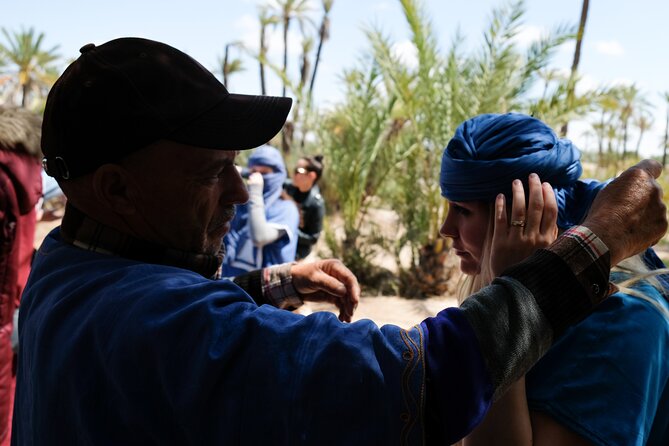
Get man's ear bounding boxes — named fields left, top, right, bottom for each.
left=308, top=171, right=318, bottom=183
left=90, top=164, right=138, bottom=215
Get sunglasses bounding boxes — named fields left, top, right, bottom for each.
left=294, top=167, right=309, bottom=175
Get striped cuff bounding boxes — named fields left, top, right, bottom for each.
left=502, top=225, right=612, bottom=337
left=262, top=263, right=303, bottom=310
left=550, top=226, right=613, bottom=305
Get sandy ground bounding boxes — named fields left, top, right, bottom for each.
left=300, top=296, right=459, bottom=328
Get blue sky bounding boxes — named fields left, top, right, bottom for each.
left=4, top=0, right=668, bottom=156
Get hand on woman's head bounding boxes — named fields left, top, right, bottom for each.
left=490, top=173, right=558, bottom=277
left=584, top=159, right=667, bottom=265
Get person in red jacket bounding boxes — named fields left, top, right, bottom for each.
left=0, top=107, right=42, bottom=446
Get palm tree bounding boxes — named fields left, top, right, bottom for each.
left=258, top=6, right=279, bottom=95
left=274, top=0, right=313, bottom=97
left=0, top=27, right=60, bottom=108
left=632, top=111, right=653, bottom=158
left=591, top=88, right=621, bottom=166
left=308, top=0, right=334, bottom=99
left=561, top=0, right=589, bottom=136
left=218, top=42, right=245, bottom=88
left=617, top=84, right=651, bottom=160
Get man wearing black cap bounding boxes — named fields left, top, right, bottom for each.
left=11, top=37, right=668, bottom=445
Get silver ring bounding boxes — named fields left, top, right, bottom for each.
left=510, top=220, right=526, bottom=227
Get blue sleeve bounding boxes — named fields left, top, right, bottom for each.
left=264, top=200, right=300, bottom=265
left=421, top=307, right=494, bottom=444
left=526, top=285, right=669, bottom=446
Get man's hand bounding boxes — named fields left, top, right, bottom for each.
left=290, top=259, right=360, bottom=322
left=584, top=159, right=668, bottom=265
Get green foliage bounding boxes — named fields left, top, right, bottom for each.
left=0, top=27, right=60, bottom=109
left=316, top=58, right=410, bottom=282
left=314, top=0, right=594, bottom=296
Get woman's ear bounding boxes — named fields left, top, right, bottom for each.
left=90, top=164, right=138, bottom=215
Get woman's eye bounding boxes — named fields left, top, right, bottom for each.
left=453, top=205, right=470, bottom=216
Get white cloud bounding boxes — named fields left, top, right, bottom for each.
left=392, top=40, right=417, bottom=68
left=609, top=77, right=635, bottom=87
left=574, top=73, right=599, bottom=94
left=593, top=40, right=625, bottom=57
left=236, top=14, right=260, bottom=51
left=235, top=13, right=302, bottom=59
left=512, top=25, right=544, bottom=47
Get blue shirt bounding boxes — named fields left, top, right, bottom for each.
left=13, top=229, right=486, bottom=445
left=526, top=278, right=669, bottom=446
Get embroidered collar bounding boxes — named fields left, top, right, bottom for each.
left=60, top=203, right=222, bottom=279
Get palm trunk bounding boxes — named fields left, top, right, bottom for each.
left=621, top=121, right=629, bottom=160
left=21, top=81, right=29, bottom=108
left=309, top=15, right=329, bottom=98
left=282, top=18, right=290, bottom=97
left=223, top=45, right=230, bottom=87
left=560, top=0, right=589, bottom=136
left=634, top=129, right=645, bottom=157
left=260, top=26, right=267, bottom=95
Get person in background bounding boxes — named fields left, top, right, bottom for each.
left=222, top=145, right=299, bottom=275
left=439, top=113, right=669, bottom=446
left=36, top=170, right=66, bottom=222
left=0, top=107, right=42, bottom=446
left=11, top=37, right=669, bottom=445
left=283, top=155, right=326, bottom=260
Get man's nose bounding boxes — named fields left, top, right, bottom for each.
left=225, top=172, right=250, bottom=205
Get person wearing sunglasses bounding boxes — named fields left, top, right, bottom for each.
left=283, top=155, right=326, bottom=260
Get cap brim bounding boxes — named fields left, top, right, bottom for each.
left=168, top=93, right=292, bottom=150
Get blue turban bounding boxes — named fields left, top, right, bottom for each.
left=248, top=144, right=288, bottom=208
left=440, top=113, right=608, bottom=228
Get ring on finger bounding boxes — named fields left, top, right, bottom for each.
left=510, top=220, right=526, bottom=227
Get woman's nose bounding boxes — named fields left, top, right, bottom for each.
left=439, top=213, right=457, bottom=239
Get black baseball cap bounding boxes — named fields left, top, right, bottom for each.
left=42, top=37, right=292, bottom=180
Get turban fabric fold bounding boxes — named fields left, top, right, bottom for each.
left=440, top=113, right=608, bottom=228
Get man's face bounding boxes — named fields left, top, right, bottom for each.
left=122, top=140, right=249, bottom=255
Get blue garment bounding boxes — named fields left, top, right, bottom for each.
left=526, top=277, right=669, bottom=446
left=440, top=113, right=603, bottom=228
left=222, top=145, right=299, bottom=275
left=12, top=229, right=427, bottom=445
left=222, top=199, right=299, bottom=275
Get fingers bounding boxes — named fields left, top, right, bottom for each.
left=310, top=267, right=348, bottom=298
left=633, top=159, right=662, bottom=179
left=540, top=182, right=558, bottom=236
left=492, top=193, right=507, bottom=248
left=525, top=174, right=544, bottom=234
left=294, top=260, right=360, bottom=323
left=510, top=179, right=527, bottom=231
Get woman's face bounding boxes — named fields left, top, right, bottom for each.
left=439, top=200, right=491, bottom=275
left=293, top=159, right=316, bottom=191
